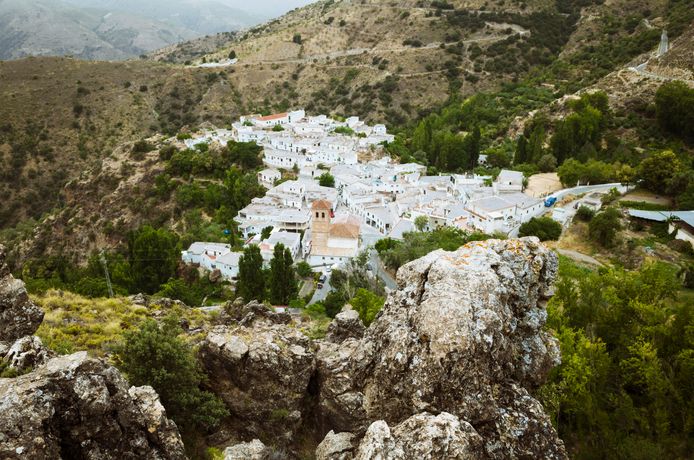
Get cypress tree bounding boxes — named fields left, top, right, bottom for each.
left=237, top=245, right=265, bottom=301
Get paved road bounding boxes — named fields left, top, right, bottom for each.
left=368, top=251, right=397, bottom=291
left=550, top=183, right=628, bottom=201
left=309, top=272, right=331, bottom=304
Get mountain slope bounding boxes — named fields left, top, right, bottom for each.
left=0, top=0, right=197, bottom=61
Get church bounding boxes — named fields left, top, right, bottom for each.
left=306, top=200, right=360, bottom=267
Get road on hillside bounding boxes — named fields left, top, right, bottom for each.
left=368, top=250, right=397, bottom=291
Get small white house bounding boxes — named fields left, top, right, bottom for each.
left=258, top=169, right=282, bottom=188
left=494, top=170, right=524, bottom=194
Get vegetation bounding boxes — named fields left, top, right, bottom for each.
left=349, top=288, right=385, bottom=326
left=589, top=208, right=622, bottom=247
left=269, top=243, right=298, bottom=305
left=376, top=227, right=492, bottom=271
left=318, top=173, right=335, bottom=187
left=237, top=245, right=265, bottom=302
left=518, top=217, right=563, bottom=241
left=541, top=258, right=694, bottom=459
left=115, top=317, right=228, bottom=440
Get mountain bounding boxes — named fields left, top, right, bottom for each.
left=0, top=0, right=197, bottom=60
left=0, top=0, right=315, bottom=61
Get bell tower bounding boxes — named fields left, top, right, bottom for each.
left=311, top=200, right=332, bottom=251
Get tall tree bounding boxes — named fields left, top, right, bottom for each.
left=269, top=243, right=298, bottom=305
left=127, top=225, right=179, bottom=294
left=237, top=245, right=265, bottom=301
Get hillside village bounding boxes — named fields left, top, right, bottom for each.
left=181, top=109, right=581, bottom=280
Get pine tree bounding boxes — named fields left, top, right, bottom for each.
left=237, top=245, right=265, bottom=301
left=269, top=244, right=298, bottom=305
left=515, top=135, right=528, bottom=164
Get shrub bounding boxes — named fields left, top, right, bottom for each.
left=574, top=206, right=595, bottom=222
left=518, top=217, right=562, bottom=241
left=114, top=317, right=228, bottom=436
left=589, top=208, right=622, bottom=247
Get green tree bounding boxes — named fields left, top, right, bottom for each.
left=518, top=217, right=563, bottom=241
left=318, top=173, right=335, bottom=187
left=236, top=245, right=265, bottom=301
left=261, top=226, right=273, bottom=240
left=296, top=261, right=313, bottom=278
left=228, top=50, right=236, bottom=60
left=588, top=207, right=622, bottom=247
left=655, top=81, right=694, bottom=141
left=349, top=288, right=385, bottom=326
left=127, top=226, right=180, bottom=294
left=414, top=215, right=429, bottom=232
left=115, top=317, right=228, bottom=436
left=638, top=150, right=683, bottom=194
left=537, top=154, right=558, bottom=172
left=323, top=291, right=345, bottom=318
left=269, top=243, right=298, bottom=305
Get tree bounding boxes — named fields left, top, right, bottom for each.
left=537, top=154, right=558, bottom=172
left=269, top=243, right=298, bottom=305
left=296, top=261, right=313, bottom=278
left=323, top=291, right=345, bottom=318
left=515, top=135, right=528, bottom=164
left=261, top=226, right=273, bottom=240
left=518, top=217, right=562, bottom=241
left=228, top=50, right=236, bottom=60
left=115, top=317, right=228, bottom=436
left=414, top=215, right=429, bottom=232
left=589, top=208, right=622, bottom=247
left=655, top=81, right=694, bottom=141
left=574, top=206, right=595, bottom=222
left=293, top=34, right=302, bottom=44
left=638, top=150, right=683, bottom=194
left=127, top=226, right=179, bottom=294
left=318, top=173, right=335, bottom=187
left=350, top=288, right=385, bottom=326
left=236, top=245, right=265, bottom=301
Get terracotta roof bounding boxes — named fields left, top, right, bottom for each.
left=257, top=112, right=288, bottom=121
left=329, top=219, right=360, bottom=239
left=312, top=199, right=333, bottom=210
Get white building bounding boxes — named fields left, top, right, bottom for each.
left=494, top=170, right=524, bottom=194
left=181, top=242, right=241, bottom=280
left=258, top=168, right=281, bottom=188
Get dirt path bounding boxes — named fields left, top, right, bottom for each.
left=526, top=173, right=562, bottom=198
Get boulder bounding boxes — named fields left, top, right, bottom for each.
left=316, top=238, right=566, bottom=458
left=0, top=245, right=44, bottom=344
left=0, top=352, right=186, bottom=459
left=349, top=412, right=485, bottom=460
left=223, top=439, right=268, bottom=460
left=315, top=431, right=356, bottom=460
left=3, top=335, right=52, bottom=372
left=199, top=310, right=315, bottom=443
left=325, top=309, right=365, bottom=343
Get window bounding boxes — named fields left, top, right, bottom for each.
left=315, top=212, right=319, bottom=218
left=322, top=212, right=325, bottom=218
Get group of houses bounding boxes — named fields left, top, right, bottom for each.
left=180, top=110, right=550, bottom=281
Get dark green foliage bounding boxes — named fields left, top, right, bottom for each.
left=127, top=226, right=180, bottom=294
left=589, top=207, right=622, bottom=247
left=296, top=261, right=313, bottom=278
left=378, top=227, right=491, bottom=271
left=323, top=291, right=345, bottom=318
left=228, top=50, right=236, bottom=60
left=318, top=173, right=335, bottom=187
left=236, top=245, right=265, bottom=301
left=574, top=206, right=595, bottom=222
left=269, top=243, right=298, bottom=305
left=261, top=226, right=273, bottom=240
left=637, top=150, right=684, bottom=194
left=541, top=259, right=693, bottom=459
left=115, top=317, right=228, bottom=436
left=518, top=217, right=562, bottom=241
left=349, top=288, right=384, bottom=326
left=292, top=34, right=302, bottom=44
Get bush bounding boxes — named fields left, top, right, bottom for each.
left=518, top=217, right=562, bottom=241
left=318, top=173, right=335, bottom=187
left=114, top=317, right=228, bottom=436
left=296, top=261, right=313, bottom=278
left=574, top=206, right=595, bottom=222
left=589, top=208, right=622, bottom=247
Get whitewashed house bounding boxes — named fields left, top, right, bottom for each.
left=258, top=169, right=281, bottom=188
left=494, top=170, right=524, bottom=194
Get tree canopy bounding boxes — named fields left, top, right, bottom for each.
left=237, top=245, right=265, bottom=301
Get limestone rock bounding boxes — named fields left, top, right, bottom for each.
left=316, top=238, right=566, bottom=458
left=3, top=335, right=53, bottom=372
left=223, top=439, right=268, bottom=460
left=0, top=352, right=186, bottom=459
left=0, top=245, right=44, bottom=344
left=351, top=412, right=485, bottom=460
left=199, top=312, right=315, bottom=442
left=325, top=309, right=365, bottom=343
left=315, top=431, right=356, bottom=460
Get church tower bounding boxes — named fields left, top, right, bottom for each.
left=311, top=200, right=332, bottom=253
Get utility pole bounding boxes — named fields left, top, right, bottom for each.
left=99, top=250, right=114, bottom=298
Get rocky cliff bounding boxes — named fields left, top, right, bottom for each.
left=203, top=238, right=567, bottom=459
left=0, top=245, right=187, bottom=460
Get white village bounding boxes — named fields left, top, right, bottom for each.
left=179, top=109, right=626, bottom=286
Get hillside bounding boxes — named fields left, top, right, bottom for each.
left=0, top=0, right=198, bottom=61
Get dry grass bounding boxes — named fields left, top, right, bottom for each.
left=34, top=290, right=208, bottom=356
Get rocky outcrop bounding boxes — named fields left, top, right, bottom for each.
left=196, top=238, right=565, bottom=458
left=199, top=301, right=315, bottom=444
left=0, top=245, right=44, bottom=345
left=0, top=246, right=187, bottom=459
left=0, top=352, right=186, bottom=459
left=314, top=238, right=566, bottom=458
